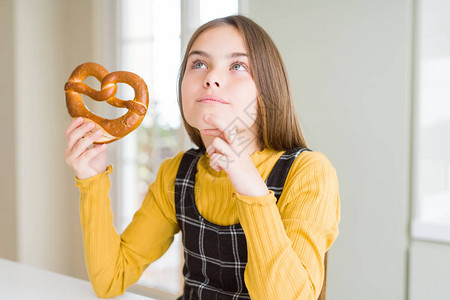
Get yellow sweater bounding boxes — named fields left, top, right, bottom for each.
left=75, top=147, right=340, bottom=299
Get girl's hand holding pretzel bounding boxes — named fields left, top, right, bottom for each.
left=64, top=117, right=109, bottom=180
left=201, top=114, right=270, bottom=197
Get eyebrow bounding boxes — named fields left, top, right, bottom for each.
left=187, top=50, right=248, bottom=59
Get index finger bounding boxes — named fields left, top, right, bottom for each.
left=203, top=114, right=223, bottom=129
left=203, top=114, right=234, bottom=145
left=64, top=117, right=84, bottom=137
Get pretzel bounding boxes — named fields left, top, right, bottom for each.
left=64, top=62, right=149, bottom=144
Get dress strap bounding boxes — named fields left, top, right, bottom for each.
left=265, top=147, right=312, bottom=202
left=174, top=148, right=204, bottom=207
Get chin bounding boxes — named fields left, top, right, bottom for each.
left=184, top=109, right=217, bottom=130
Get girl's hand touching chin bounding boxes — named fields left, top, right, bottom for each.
left=200, top=114, right=270, bottom=197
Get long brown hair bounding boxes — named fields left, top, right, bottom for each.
left=178, top=15, right=308, bottom=151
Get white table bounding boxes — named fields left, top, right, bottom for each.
left=0, top=258, right=155, bottom=299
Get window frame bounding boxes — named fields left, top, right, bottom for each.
left=410, top=0, right=450, bottom=245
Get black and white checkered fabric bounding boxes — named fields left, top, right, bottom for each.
left=175, top=147, right=311, bottom=300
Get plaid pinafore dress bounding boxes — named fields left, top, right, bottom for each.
left=175, top=147, right=311, bottom=300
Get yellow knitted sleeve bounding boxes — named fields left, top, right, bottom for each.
left=75, top=151, right=184, bottom=298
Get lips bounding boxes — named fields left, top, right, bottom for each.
left=197, top=95, right=229, bottom=104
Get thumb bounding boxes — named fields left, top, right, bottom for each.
left=226, top=126, right=238, bottom=149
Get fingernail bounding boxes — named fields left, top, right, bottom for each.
left=88, top=122, right=94, bottom=128
left=96, top=129, right=103, bottom=135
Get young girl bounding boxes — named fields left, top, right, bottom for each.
left=64, top=15, right=340, bottom=300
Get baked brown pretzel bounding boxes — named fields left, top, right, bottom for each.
left=64, top=62, right=149, bottom=144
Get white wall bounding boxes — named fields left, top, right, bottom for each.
left=0, top=0, right=101, bottom=280
left=247, top=1, right=412, bottom=299
left=409, top=240, right=450, bottom=300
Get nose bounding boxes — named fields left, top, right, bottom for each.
left=203, top=70, right=222, bottom=88
left=205, top=80, right=220, bottom=88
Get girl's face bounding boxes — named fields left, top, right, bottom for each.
left=181, top=25, right=258, bottom=134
